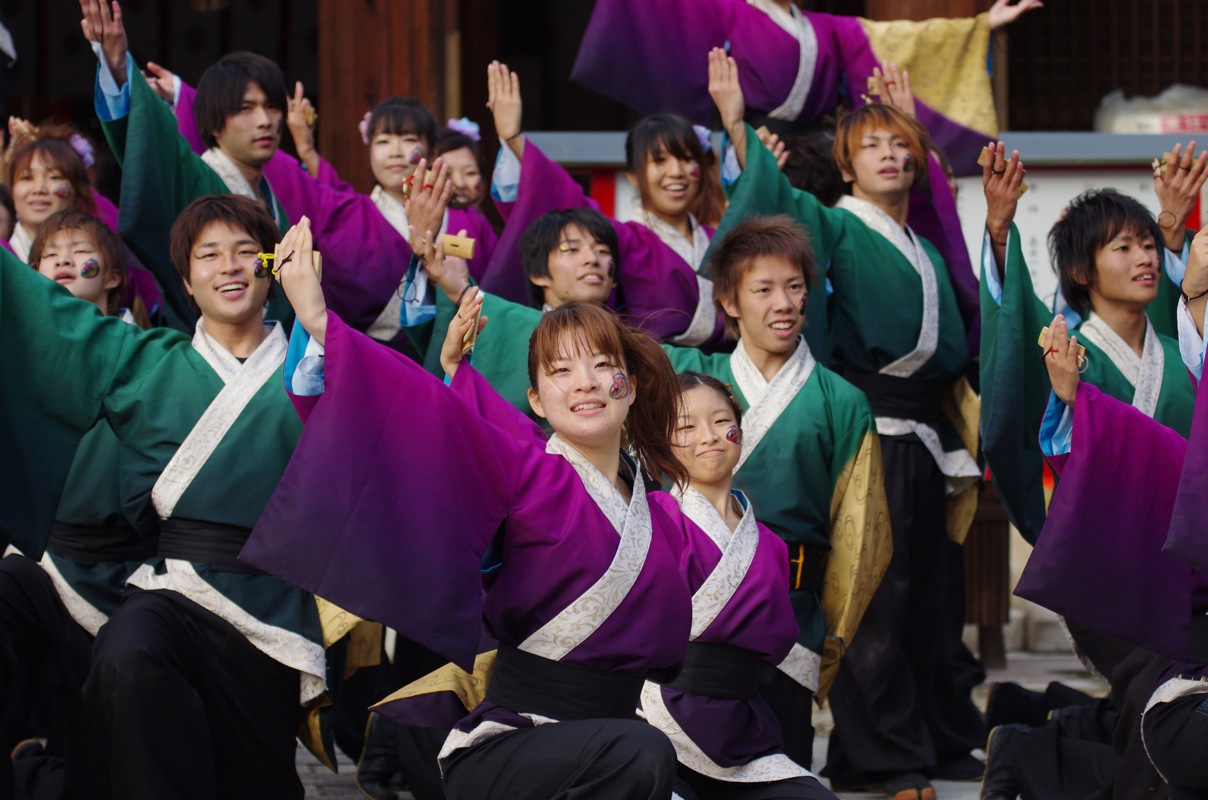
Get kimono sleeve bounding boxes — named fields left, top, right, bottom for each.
left=243, top=312, right=532, bottom=670
left=1166, top=376, right=1208, bottom=573
left=262, top=151, right=414, bottom=331
left=978, top=223, right=1058, bottom=545
left=0, top=250, right=179, bottom=557
left=1015, top=383, right=1195, bottom=662
left=99, top=66, right=229, bottom=325
left=174, top=81, right=206, bottom=155
left=611, top=222, right=702, bottom=342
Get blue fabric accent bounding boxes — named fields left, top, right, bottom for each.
left=284, top=319, right=326, bottom=396
left=491, top=145, right=521, bottom=202
left=982, top=231, right=1005, bottom=306
left=732, top=489, right=749, bottom=512
left=399, top=257, right=437, bottom=327
left=1039, top=392, right=1074, bottom=457
left=720, top=132, right=742, bottom=186
left=93, top=45, right=134, bottom=122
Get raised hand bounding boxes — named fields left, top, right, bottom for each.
left=988, top=0, right=1044, bottom=30
left=1153, top=141, right=1208, bottom=252
left=1182, top=224, right=1208, bottom=336
left=286, top=82, right=320, bottom=174
left=79, top=0, right=129, bottom=86
left=439, top=284, right=487, bottom=379
left=1042, top=315, right=1080, bottom=407
left=141, top=61, right=178, bottom=103
left=487, top=61, right=524, bottom=157
left=983, top=141, right=1025, bottom=241
left=755, top=128, right=788, bottom=170
left=708, top=48, right=745, bottom=135
left=3, top=117, right=38, bottom=167
left=867, top=63, right=915, bottom=120
left=404, top=157, right=452, bottom=245
left=409, top=220, right=471, bottom=304
left=274, top=217, right=328, bottom=346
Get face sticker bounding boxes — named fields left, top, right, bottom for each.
left=725, top=425, right=741, bottom=444
left=608, top=371, right=630, bottom=400
left=901, top=154, right=914, bottom=173
left=253, top=255, right=270, bottom=279
left=409, top=146, right=424, bottom=165
left=79, top=258, right=100, bottom=279
left=51, top=183, right=71, bottom=199
left=687, top=160, right=701, bottom=179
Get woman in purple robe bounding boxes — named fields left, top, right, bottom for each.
left=652, top=371, right=835, bottom=799
left=244, top=219, right=694, bottom=799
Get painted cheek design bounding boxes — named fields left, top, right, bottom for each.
left=687, top=161, right=701, bottom=179
left=409, top=147, right=424, bottom=165
left=725, top=425, right=741, bottom=444
left=901, top=154, right=914, bottom=173
left=608, top=372, right=630, bottom=400
left=51, top=183, right=71, bottom=199
left=79, top=258, right=100, bottom=279
left=253, top=256, right=270, bottom=279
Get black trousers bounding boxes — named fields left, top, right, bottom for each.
left=0, top=554, right=106, bottom=800
left=83, top=588, right=304, bottom=800
left=1143, top=692, right=1208, bottom=799
left=675, top=767, right=835, bottom=799
left=441, top=718, right=677, bottom=799
left=759, top=669, right=815, bottom=769
left=823, top=437, right=983, bottom=784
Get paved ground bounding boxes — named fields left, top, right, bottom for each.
left=298, top=652, right=1103, bottom=799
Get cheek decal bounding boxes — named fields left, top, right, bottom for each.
left=608, top=372, right=630, bottom=400
left=79, top=258, right=100, bottom=279
left=409, top=146, right=424, bottom=165
left=253, top=256, right=270, bottom=279
left=725, top=425, right=741, bottom=444
left=687, top=161, right=701, bottom=179
left=901, top=154, right=914, bottom=173
left=51, top=183, right=71, bottom=199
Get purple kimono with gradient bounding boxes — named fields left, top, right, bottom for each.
left=1014, top=383, right=1208, bottom=664
left=572, top=0, right=987, bottom=174
left=649, top=492, right=799, bottom=768
left=483, top=141, right=718, bottom=344
left=242, top=313, right=691, bottom=727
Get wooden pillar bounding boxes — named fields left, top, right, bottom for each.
left=863, top=0, right=981, bottom=19
left=316, top=0, right=452, bottom=190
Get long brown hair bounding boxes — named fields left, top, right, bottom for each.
left=7, top=139, right=97, bottom=216
left=527, top=303, right=688, bottom=487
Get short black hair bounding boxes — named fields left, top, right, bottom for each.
left=368, top=98, right=437, bottom=151
left=193, top=52, right=288, bottom=150
left=435, top=127, right=479, bottom=160
left=1049, top=188, right=1162, bottom=316
left=519, top=208, right=619, bottom=308
left=781, top=126, right=845, bottom=207
left=168, top=194, right=280, bottom=288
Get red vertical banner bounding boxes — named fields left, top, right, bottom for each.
left=589, top=169, right=617, bottom=218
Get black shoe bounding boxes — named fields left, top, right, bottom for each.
left=980, top=724, right=1029, bottom=800
left=936, top=752, right=985, bottom=781
left=985, top=681, right=1046, bottom=732
left=356, top=713, right=400, bottom=800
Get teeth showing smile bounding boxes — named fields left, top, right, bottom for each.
left=571, top=402, right=605, bottom=412
left=217, top=282, right=247, bottom=294
left=770, top=322, right=793, bottom=329
left=1134, top=273, right=1155, bottom=281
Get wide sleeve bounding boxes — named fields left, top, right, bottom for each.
left=312, top=155, right=359, bottom=194
left=978, top=223, right=1058, bottom=545
left=818, top=381, right=892, bottom=701
left=1014, top=382, right=1196, bottom=662
left=0, top=249, right=177, bottom=556
left=242, top=312, right=535, bottom=670
left=479, top=141, right=602, bottom=305
left=611, top=222, right=703, bottom=342
left=1166, top=377, right=1208, bottom=573
left=262, top=151, right=415, bottom=332
left=98, top=66, right=229, bottom=326
left=174, top=81, right=207, bottom=155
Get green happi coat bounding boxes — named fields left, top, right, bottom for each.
left=96, top=64, right=291, bottom=327
left=713, top=123, right=980, bottom=543
left=0, top=248, right=325, bottom=703
left=979, top=223, right=1195, bottom=545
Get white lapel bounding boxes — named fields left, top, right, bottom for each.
left=630, top=197, right=710, bottom=272
left=519, top=437, right=653, bottom=660
left=366, top=185, right=450, bottom=341
left=675, top=487, right=760, bottom=640
left=730, top=336, right=816, bottom=472
left=151, top=321, right=287, bottom=519
left=10, top=223, right=32, bottom=262
left=747, top=0, right=819, bottom=122
left=201, top=147, right=282, bottom=223
left=836, top=195, right=939, bottom=378
left=1078, top=313, right=1164, bottom=419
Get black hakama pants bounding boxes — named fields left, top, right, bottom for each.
left=675, top=769, right=835, bottom=799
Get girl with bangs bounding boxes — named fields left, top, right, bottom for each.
left=482, top=62, right=724, bottom=348
left=710, top=51, right=982, bottom=800
left=247, top=229, right=699, bottom=799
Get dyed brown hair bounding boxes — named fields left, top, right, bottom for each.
left=527, top=302, right=688, bottom=487
left=707, top=215, right=817, bottom=339
left=832, top=103, right=930, bottom=195
left=626, top=114, right=725, bottom=228
left=168, top=194, right=280, bottom=287
left=7, top=139, right=97, bottom=216
left=29, top=210, right=126, bottom=316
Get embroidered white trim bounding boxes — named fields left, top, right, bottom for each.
left=38, top=553, right=109, bottom=636
left=631, top=197, right=710, bottom=272
left=200, top=148, right=281, bottom=222
left=745, top=1, right=819, bottom=122
left=776, top=643, right=821, bottom=693
left=366, top=186, right=450, bottom=341
left=520, top=439, right=652, bottom=660
left=675, top=487, right=760, bottom=640
left=641, top=681, right=811, bottom=781
left=730, top=336, right=816, bottom=472
left=10, top=222, right=32, bottom=262
left=837, top=196, right=939, bottom=378
left=874, top=416, right=980, bottom=495
left=127, top=561, right=327, bottom=704
left=1144, top=676, right=1208, bottom=712
left=437, top=712, right=560, bottom=763
left=151, top=322, right=286, bottom=519
left=1078, top=313, right=1164, bottom=419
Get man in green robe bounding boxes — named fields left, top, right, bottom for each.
left=0, top=196, right=328, bottom=799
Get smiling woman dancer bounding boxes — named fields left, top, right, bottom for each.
left=244, top=220, right=695, bottom=799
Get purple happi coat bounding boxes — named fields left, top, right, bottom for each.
left=645, top=488, right=809, bottom=781
left=1014, top=383, right=1208, bottom=664
left=242, top=313, right=692, bottom=748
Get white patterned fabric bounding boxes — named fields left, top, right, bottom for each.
left=748, top=0, right=819, bottom=122
left=776, top=643, right=821, bottom=693
left=518, top=439, right=652, bottom=660
left=674, top=487, right=759, bottom=640
left=200, top=147, right=281, bottom=224
left=1079, top=313, right=1164, bottom=419
left=640, top=682, right=811, bottom=782
left=127, top=561, right=327, bottom=703
left=151, top=321, right=286, bottom=519
left=37, top=554, right=108, bottom=636
left=874, top=416, right=980, bottom=496
left=730, top=336, right=816, bottom=472
left=9, top=223, right=32, bottom=263
left=836, top=195, right=939, bottom=378
left=365, top=185, right=450, bottom=341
